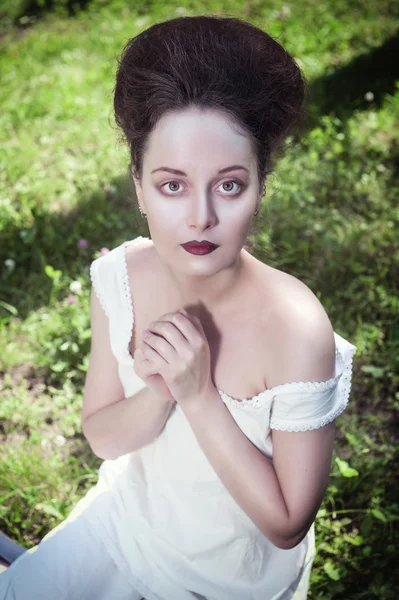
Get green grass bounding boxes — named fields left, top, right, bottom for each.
left=1, top=1, right=398, bottom=598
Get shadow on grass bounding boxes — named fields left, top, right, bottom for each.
left=1, top=173, right=149, bottom=319
left=309, top=32, right=399, bottom=122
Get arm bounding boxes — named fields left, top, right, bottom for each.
left=180, top=309, right=337, bottom=550
left=81, top=286, right=174, bottom=461
left=82, top=386, right=175, bottom=460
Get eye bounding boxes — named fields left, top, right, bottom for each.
left=220, top=180, right=243, bottom=194
left=161, top=180, right=244, bottom=196
left=162, top=181, right=182, bottom=194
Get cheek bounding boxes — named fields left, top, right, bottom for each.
left=229, top=207, right=255, bottom=233
left=148, top=200, right=181, bottom=224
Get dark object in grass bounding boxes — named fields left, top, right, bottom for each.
left=0, top=531, right=26, bottom=568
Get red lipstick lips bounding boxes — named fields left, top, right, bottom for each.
left=181, top=240, right=219, bottom=255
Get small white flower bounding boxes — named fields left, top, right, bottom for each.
left=364, top=91, right=374, bottom=102
left=69, top=280, right=82, bottom=294
left=376, top=164, right=386, bottom=173
left=4, top=258, right=15, bottom=271
left=55, top=435, right=66, bottom=447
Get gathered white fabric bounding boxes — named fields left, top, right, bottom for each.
left=77, top=236, right=358, bottom=600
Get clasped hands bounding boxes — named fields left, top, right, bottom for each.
left=134, top=307, right=215, bottom=409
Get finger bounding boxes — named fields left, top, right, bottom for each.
left=141, top=360, right=159, bottom=377
left=142, top=323, right=180, bottom=360
left=141, top=339, right=170, bottom=368
left=133, top=348, right=157, bottom=377
left=147, top=313, right=201, bottom=352
left=185, top=311, right=205, bottom=332
left=178, top=309, right=206, bottom=336
left=135, top=360, right=157, bottom=378
left=156, top=308, right=193, bottom=322
left=161, top=310, right=203, bottom=338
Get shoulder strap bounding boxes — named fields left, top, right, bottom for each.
left=90, top=245, right=121, bottom=319
left=89, top=236, right=149, bottom=362
left=89, top=243, right=132, bottom=361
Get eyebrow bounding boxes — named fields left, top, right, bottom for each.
left=151, top=165, right=250, bottom=176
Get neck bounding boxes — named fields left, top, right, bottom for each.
left=158, top=250, right=249, bottom=313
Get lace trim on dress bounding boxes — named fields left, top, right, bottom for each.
left=120, top=236, right=151, bottom=361
left=218, top=340, right=344, bottom=410
left=89, top=259, right=110, bottom=319
left=269, top=346, right=356, bottom=431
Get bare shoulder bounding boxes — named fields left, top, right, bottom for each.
left=265, top=264, right=332, bottom=326
left=124, top=237, right=155, bottom=276
left=258, top=262, right=336, bottom=386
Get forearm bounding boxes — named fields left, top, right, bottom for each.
left=181, top=387, right=303, bottom=549
left=82, top=386, right=175, bottom=460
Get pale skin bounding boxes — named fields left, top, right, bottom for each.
left=132, top=106, right=337, bottom=550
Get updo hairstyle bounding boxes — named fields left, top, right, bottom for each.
left=113, top=15, right=308, bottom=247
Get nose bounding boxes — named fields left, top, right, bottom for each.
left=187, top=190, right=218, bottom=230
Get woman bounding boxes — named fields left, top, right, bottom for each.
left=0, top=14, right=357, bottom=600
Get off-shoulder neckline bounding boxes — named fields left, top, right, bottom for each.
left=119, top=237, right=348, bottom=408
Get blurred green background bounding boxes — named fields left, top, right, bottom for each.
left=0, top=1, right=398, bottom=598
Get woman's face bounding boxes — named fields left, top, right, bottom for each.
left=133, top=107, right=262, bottom=276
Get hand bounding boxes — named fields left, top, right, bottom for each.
left=133, top=346, right=176, bottom=406
left=140, top=308, right=213, bottom=407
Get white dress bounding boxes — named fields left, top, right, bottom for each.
left=0, top=236, right=358, bottom=600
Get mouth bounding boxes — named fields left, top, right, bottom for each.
left=181, top=241, right=219, bottom=255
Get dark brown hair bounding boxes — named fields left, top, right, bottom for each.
left=113, top=15, right=308, bottom=250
